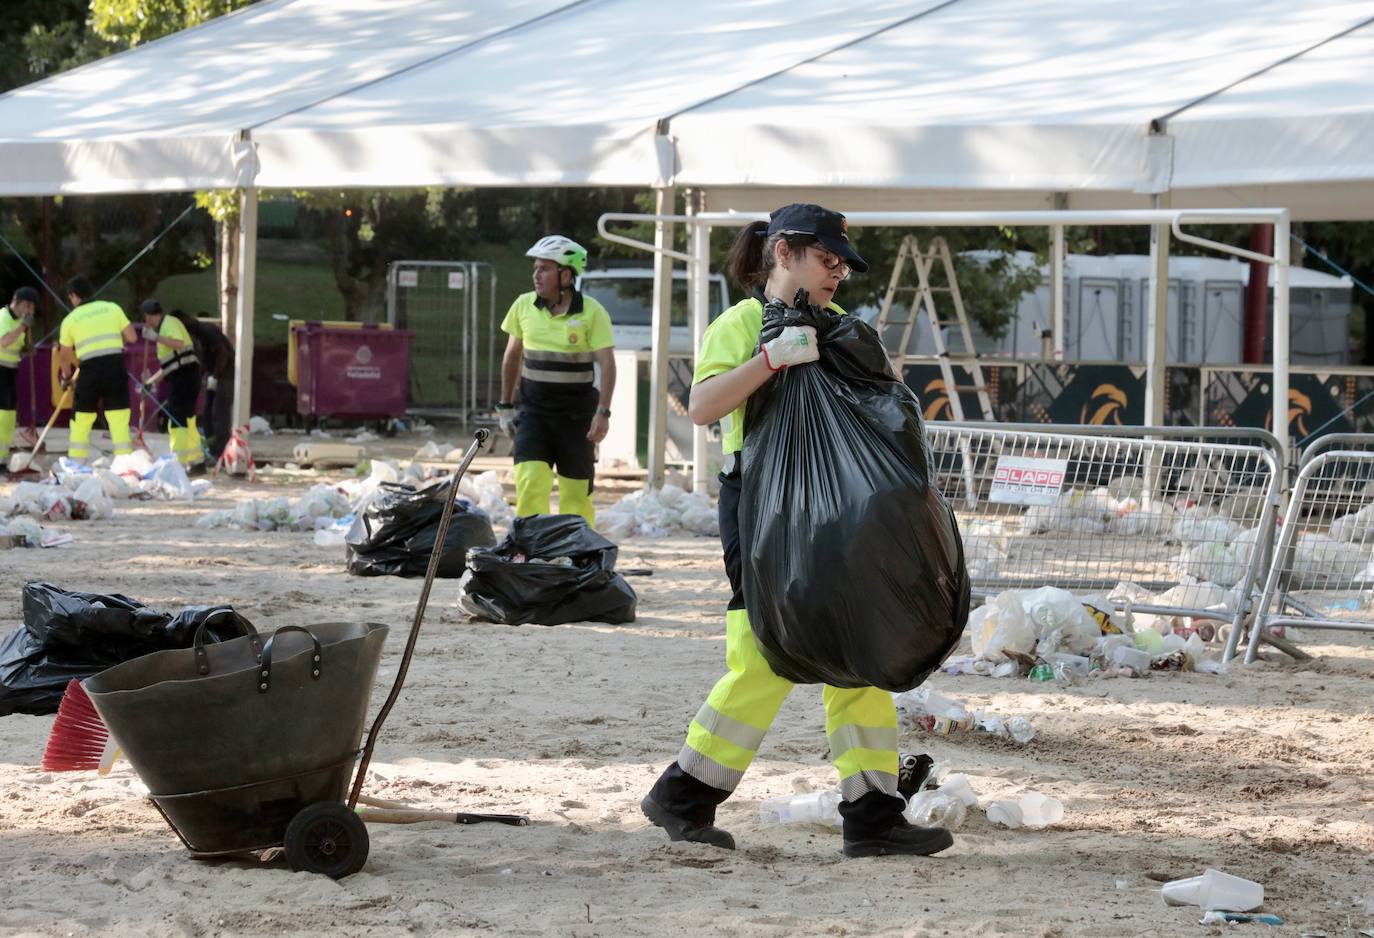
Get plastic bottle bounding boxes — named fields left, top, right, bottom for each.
left=1007, top=716, right=1036, bottom=745
left=758, top=790, right=842, bottom=826
left=904, top=790, right=966, bottom=830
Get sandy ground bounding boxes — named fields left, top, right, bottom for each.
left=2, top=454, right=1374, bottom=938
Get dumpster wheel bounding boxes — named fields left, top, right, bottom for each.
left=284, top=801, right=369, bottom=878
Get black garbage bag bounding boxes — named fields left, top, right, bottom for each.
left=346, top=478, right=497, bottom=578
left=738, top=293, right=971, bottom=692
left=457, top=514, right=637, bottom=625
left=0, top=583, right=250, bottom=716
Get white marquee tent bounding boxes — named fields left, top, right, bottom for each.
left=0, top=0, right=1371, bottom=474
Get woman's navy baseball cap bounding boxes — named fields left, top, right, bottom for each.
left=766, top=203, right=868, bottom=273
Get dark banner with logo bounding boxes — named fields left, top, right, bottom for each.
left=901, top=364, right=1018, bottom=422
left=1019, top=363, right=1146, bottom=426
left=1204, top=370, right=1359, bottom=440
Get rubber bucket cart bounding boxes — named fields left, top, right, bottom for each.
left=85, top=430, right=516, bottom=877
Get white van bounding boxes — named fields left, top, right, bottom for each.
left=581, top=268, right=730, bottom=355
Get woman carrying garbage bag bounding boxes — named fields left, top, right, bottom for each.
left=640, top=203, right=953, bottom=858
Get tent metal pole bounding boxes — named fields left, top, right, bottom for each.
left=646, top=186, right=675, bottom=488
left=232, top=186, right=258, bottom=430
left=1144, top=195, right=1170, bottom=428
left=688, top=190, right=711, bottom=494
left=1051, top=224, right=1065, bottom=360
left=1273, top=212, right=1292, bottom=472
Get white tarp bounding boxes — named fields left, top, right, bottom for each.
left=0, top=0, right=1371, bottom=214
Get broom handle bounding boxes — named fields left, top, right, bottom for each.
left=347, top=429, right=489, bottom=809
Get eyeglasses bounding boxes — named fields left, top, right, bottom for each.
left=808, top=245, right=851, bottom=280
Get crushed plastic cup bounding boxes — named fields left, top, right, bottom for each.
left=1109, top=645, right=1153, bottom=671
left=904, top=790, right=966, bottom=830
left=1017, top=791, right=1064, bottom=828
left=1161, top=870, right=1264, bottom=912
left=938, top=773, right=978, bottom=808
left=986, top=800, right=1023, bottom=828
left=1161, top=875, right=1204, bottom=906
left=758, top=789, right=842, bottom=827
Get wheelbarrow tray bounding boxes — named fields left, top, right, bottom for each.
left=85, top=621, right=388, bottom=855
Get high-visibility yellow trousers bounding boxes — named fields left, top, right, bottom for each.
left=676, top=607, right=899, bottom=802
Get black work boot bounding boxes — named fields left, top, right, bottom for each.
left=640, top=794, right=736, bottom=850
left=642, top=762, right=736, bottom=850
left=840, top=791, right=953, bottom=858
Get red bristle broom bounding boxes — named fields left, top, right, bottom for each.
left=42, top=679, right=120, bottom=773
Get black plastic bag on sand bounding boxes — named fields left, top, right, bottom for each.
left=0, top=583, right=250, bottom=716
left=739, top=293, right=971, bottom=692
left=458, top=514, right=637, bottom=626
left=346, top=478, right=497, bottom=578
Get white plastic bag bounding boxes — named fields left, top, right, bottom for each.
left=969, top=591, right=1036, bottom=660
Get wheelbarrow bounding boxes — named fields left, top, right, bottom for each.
left=85, top=429, right=518, bottom=877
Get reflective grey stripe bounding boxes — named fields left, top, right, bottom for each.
left=827, top=724, right=898, bottom=761
left=692, top=703, right=768, bottom=753
left=77, top=347, right=124, bottom=361
left=74, top=333, right=122, bottom=353
left=524, top=348, right=594, bottom=364
left=160, top=359, right=183, bottom=377
left=676, top=745, right=745, bottom=793
left=840, top=770, right=899, bottom=801
left=521, top=365, right=593, bottom=384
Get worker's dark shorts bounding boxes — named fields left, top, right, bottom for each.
left=73, top=354, right=130, bottom=413
left=718, top=459, right=744, bottom=611
left=165, top=365, right=201, bottom=423
left=513, top=408, right=596, bottom=486
left=0, top=366, right=16, bottom=411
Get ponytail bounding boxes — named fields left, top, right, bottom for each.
left=723, top=221, right=817, bottom=293
left=724, top=221, right=769, bottom=292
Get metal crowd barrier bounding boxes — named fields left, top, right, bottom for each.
left=925, top=424, right=1282, bottom=662
left=1247, top=449, right=1374, bottom=663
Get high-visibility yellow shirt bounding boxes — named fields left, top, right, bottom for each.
left=58, top=300, right=129, bottom=362
left=692, top=295, right=845, bottom=457
left=155, top=313, right=197, bottom=376
left=0, top=306, right=27, bottom=367
left=501, top=290, right=613, bottom=414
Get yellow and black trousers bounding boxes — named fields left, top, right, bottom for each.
left=648, top=462, right=901, bottom=826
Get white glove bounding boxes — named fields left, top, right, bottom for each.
left=142, top=325, right=158, bottom=342
left=19, top=311, right=33, bottom=328
left=496, top=403, right=516, bottom=434
left=761, top=325, right=819, bottom=371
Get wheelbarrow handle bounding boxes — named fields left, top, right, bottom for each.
left=348, top=429, right=490, bottom=809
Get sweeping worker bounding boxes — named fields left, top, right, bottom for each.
left=56, top=275, right=137, bottom=464
left=640, top=203, right=953, bottom=858
left=138, top=300, right=205, bottom=472
left=496, top=236, right=615, bottom=525
left=0, top=286, right=38, bottom=467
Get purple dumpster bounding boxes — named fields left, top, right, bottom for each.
left=293, top=323, right=414, bottom=420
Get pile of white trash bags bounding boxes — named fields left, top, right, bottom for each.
left=946, top=584, right=1230, bottom=678
left=1, top=453, right=208, bottom=528
left=599, top=484, right=717, bottom=539
left=195, top=458, right=514, bottom=536
left=961, top=477, right=1275, bottom=588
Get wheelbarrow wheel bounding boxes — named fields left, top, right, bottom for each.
left=284, top=802, right=369, bottom=878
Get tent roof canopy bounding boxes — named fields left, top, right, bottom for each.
left=0, top=0, right=1371, bottom=217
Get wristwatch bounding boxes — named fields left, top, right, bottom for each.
left=596, top=406, right=612, bottom=417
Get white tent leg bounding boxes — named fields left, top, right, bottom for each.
left=1144, top=202, right=1170, bottom=428
left=1051, top=224, right=1065, bottom=360
left=232, top=186, right=258, bottom=430
left=1273, top=216, right=1291, bottom=471
left=688, top=191, right=711, bottom=494
left=646, top=186, right=675, bottom=489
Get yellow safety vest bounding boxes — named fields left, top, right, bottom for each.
left=501, top=290, right=613, bottom=414
left=155, top=314, right=197, bottom=377
left=59, top=300, right=129, bottom=362
left=0, top=305, right=27, bottom=368
left=693, top=296, right=845, bottom=456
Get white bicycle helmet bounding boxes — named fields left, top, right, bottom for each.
left=526, top=235, right=587, bottom=276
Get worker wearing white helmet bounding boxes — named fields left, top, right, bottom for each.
left=496, top=236, right=616, bottom=525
